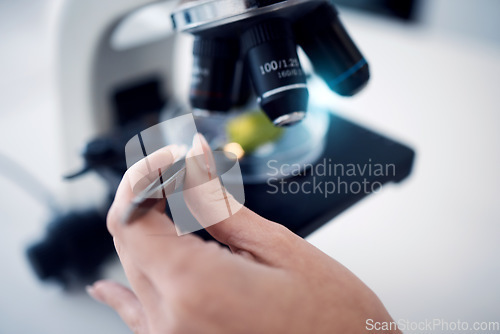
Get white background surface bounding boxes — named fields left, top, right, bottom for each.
left=1, top=0, right=499, bottom=333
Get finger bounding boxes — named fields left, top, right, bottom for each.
left=87, top=280, right=149, bottom=334
left=181, top=136, right=239, bottom=232
left=108, top=145, right=205, bottom=278
left=108, top=145, right=179, bottom=262
left=113, top=237, right=160, bottom=308
left=108, top=143, right=181, bottom=237
left=109, top=178, right=203, bottom=277
left=127, top=144, right=182, bottom=198
left=184, top=133, right=302, bottom=267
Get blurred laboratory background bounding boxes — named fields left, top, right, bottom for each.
left=1, top=0, right=499, bottom=333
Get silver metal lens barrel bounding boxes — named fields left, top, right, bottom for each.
left=171, top=0, right=314, bottom=34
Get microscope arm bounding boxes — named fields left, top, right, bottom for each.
left=56, top=0, right=177, bottom=205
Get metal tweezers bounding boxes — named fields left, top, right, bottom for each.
left=121, top=160, right=187, bottom=225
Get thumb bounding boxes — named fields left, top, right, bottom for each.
left=87, top=280, right=149, bottom=334
left=183, top=133, right=301, bottom=266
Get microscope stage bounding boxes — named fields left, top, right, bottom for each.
left=197, top=112, right=415, bottom=239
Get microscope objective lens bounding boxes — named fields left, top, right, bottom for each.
left=190, top=37, right=240, bottom=112
left=294, top=3, right=370, bottom=96
left=242, top=18, right=309, bottom=126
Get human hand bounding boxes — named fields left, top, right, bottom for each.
left=87, top=133, right=399, bottom=334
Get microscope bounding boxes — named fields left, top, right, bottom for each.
left=27, top=0, right=414, bottom=285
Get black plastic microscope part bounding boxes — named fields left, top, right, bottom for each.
left=294, top=3, right=370, bottom=96
left=255, top=0, right=288, bottom=7
left=242, top=18, right=308, bottom=125
left=113, top=76, right=166, bottom=126
left=26, top=210, right=115, bottom=285
left=64, top=135, right=128, bottom=191
left=231, top=61, right=253, bottom=108
left=334, top=0, right=419, bottom=21
left=190, top=37, right=240, bottom=112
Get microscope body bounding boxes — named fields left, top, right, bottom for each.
left=55, top=0, right=369, bottom=201
left=27, top=0, right=415, bottom=285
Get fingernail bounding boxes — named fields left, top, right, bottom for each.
left=113, top=237, right=121, bottom=256
left=191, top=133, right=203, bottom=156
left=86, top=284, right=96, bottom=297
left=86, top=284, right=103, bottom=303
left=198, top=134, right=216, bottom=174
left=176, top=144, right=188, bottom=161
left=169, top=144, right=180, bottom=161
left=191, top=133, right=215, bottom=175
left=197, top=133, right=210, bottom=151
left=188, top=137, right=206, bottom=174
